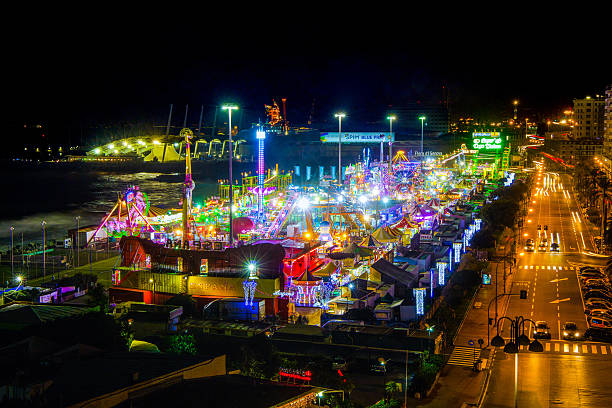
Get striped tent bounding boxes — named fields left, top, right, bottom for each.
left=359, top=234, right=382, bottom=248
left=372, top=226, right=398, bottom=242
left=311, top=261, right=347, bottom=278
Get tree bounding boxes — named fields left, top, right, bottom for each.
left=384, top=381, right=401, bottom=404
left=168, top=333, right=198, bottom=355
left=481, top=199, right=520, bottom=231
left=470, top=228, right=497, bottom=250
left=87, top=283, right=108, bottom=313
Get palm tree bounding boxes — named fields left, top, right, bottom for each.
left=594, top=175, right=612, bottom=250
left=384, top=381, right=400, bottom=404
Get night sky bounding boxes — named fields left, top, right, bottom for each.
left=7, top=13, right=609, bottom=147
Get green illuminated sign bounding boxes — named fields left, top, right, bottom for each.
left=472, top=132, right=502, bottom=150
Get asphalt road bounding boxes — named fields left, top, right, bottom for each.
left=484, top=170, right=611, bottom=407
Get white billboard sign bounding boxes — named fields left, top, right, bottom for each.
left=320, top=132, right=395, bottom=143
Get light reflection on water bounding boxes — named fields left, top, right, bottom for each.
left=0, top=171, right=217, bottom=247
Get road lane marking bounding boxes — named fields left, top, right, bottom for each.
left=602, top=346, right=608, bottom=355
left=550, top=298, right=570, bottom=304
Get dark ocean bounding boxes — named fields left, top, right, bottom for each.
left=0, top=163, right=232, bottom=248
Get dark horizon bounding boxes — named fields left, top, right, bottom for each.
left=7, top=18, right=609, bottom=149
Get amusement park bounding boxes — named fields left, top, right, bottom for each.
left=94, top=122, right=515, bottom=329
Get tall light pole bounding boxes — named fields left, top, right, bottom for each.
left=387, top=115, right=396, bottom=178
left=9, top=226, right=14, bottom=280
left=513, top=100, right=519, bottom=121
left=419, top=116, right=426, bottom=172
left=222, top=105, right=239, bottom=248
left=75, top=216, right=80, bottom=268
left=335, top=113, right=346, bottom=183
left=41, top=220, right=46, bottom=282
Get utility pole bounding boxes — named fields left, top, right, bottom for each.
left=76, top=216, right=81, bottom=268
left=41, top=221, right=46, bottom=282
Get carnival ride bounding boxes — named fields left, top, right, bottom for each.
left=86, top=187, right=162, bottom=246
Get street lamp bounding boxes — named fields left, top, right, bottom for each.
left=419, top=116, right=426, bottom=172
left=222, top=105, right=239, bottom=248
left=387, top=115, right=396, bottom=180
left=345, top=283, right=354, bottom=313
left=335, top=113, right=346, bottom=183
left=490, top=315, right=543, bottom=408
left=9, top=226, right=14, bottom=280
left=41, top=220, right=47, bottom=282
left=75, top=216, right=81, bottom=268
left=149, top=278, right=155, bottom=304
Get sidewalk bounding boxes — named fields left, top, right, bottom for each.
left=415, top=260, right=514, bottom=407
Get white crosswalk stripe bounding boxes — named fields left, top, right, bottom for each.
left=447, top=346, right=479, bottom=367
left=538, top=342, right=612, bottom=355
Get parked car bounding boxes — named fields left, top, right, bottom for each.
left=585, top=299, right=612, bottom=310
left=589, top=317, right=612, bottom=329
left=525, top=239, right=535, bottom=252
left=332, top=356, right=348, bottom=371
left=563, top=322, right=581, bottom=340
left=584, top=327, right=612, bottom=342
left=550, top=243, right=560, bottom=252
left=534, top=321, right=551, bottom=339
left=369, top=363, right=387, bottom=375
left=584, top=278, right=610, bottom=286
left=587, top=309, right=612, bottom=320
left=578, top=268, right=604, bottom=276
left=583, top=283, right=612, bottom=293
left=579, top=266, right=602, bottom=273
left=580, top=274, right=607, bottom=284
left=584, top=290, right=612, bottom=301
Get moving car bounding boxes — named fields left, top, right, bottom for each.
left=538, top=240, right=548, bottom=252
left=525, top=239, right=535, bottom=252
left=534, top=321, right=551, bottom=339
left=563, top=322, right=581, bottom=340
left=550, top=243, right=560, bottom=252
